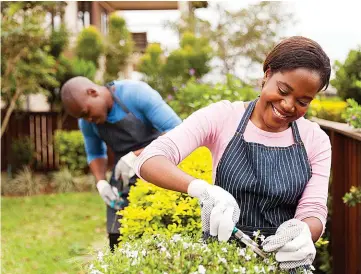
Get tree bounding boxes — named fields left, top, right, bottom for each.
left=75, top=26, right=104, bottom=68
left=103, top=13, right=134, bottom=83
left=331, top=47, right=361, bottom=104
left=138, top=32, right=213, bottom=97
left=167, top=2, right=293, bottom=76
left=1, top=2, right=59, bottom=137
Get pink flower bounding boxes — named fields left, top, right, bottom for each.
left=189, top=68, right=195, bottom=76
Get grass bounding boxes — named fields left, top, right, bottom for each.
left=1, top=192, right=107, bottom=274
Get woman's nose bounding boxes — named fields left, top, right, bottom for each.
left=281, top=98, right=295, bottom=113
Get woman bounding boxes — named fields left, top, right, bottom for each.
left=134, top=36, right=332, bottom=269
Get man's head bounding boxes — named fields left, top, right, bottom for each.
left=61, top=77, right=112, bottom=124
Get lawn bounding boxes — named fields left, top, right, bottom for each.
left=1, top=192, right=107, bottom=274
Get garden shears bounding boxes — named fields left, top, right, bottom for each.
left=232, top=227, right=267, bottom=258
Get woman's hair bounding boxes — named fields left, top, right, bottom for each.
left=263, top=36, right=331, bottom=91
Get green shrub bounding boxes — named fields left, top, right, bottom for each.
left=54, top=130, right=87, bottom=173
left=104, top=14, right=133, bottom=82
left=49, top=24, right=69, bottom=58
left=75, top=26, right=104, bottom=68
left=138, top=32, right=213, bottom=98
left=70, top=57, right=97, bottom=81
left=87, top=234, right=308, bottom=274
left=169, top=76, right=258, bottom=119
left=308, top=98, right=347, bottom=122
left=343, top=186, right=361, bottom=207
left=119, top=147, right=212, bottom=241
left=10, top=136, right=35, bottom=172
left=342, top=98, right=361, bottom=129
left=331, top=47, right=361, bottom=104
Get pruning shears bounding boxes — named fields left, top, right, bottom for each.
left=110, top=191, right=125, bottom=209
left=232, top=227, right=267, bottom=258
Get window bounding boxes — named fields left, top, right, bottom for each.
left=77, top=1, right=92, bottom=31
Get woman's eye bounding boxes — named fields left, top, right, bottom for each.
left=278, top=87, right=287, bottom=95
left=298, top=100, right=308, bottom=107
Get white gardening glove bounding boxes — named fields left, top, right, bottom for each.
left=262, top=219, right=316, bottom=269
left=187, top=179, right=240, bottom=241
left=96, top=180, right=122, bottom=210
left=114, top=152, right=137, bottom=187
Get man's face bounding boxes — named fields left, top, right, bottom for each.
left=66, top=88, right=108, bottom=124
left=256, top=68, right=321, bottom=132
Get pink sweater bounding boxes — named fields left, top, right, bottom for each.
left=135, top=101, right=332, bottom=230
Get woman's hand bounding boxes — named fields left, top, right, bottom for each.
left=188, top=179, right=240, bottom=241
left=262, top=219, right=316, bottom=269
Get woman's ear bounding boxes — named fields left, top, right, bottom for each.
left=86, top=88, right=98, bottom=97
left=262, top=68, right=272, bottom=88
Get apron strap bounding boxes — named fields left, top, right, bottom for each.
left=236, top=98, right=258, bottom=134
left=105, top=81, right=131, bottom=114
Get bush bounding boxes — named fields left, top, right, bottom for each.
left=138, top=32, right=213, bottom=98
left=104, top=14, right=133, bottom=82
left=75, top=26, right=104, bottom=68
left=49, top=24, right=69, bottom=58
left=10, top=136, right=35, bottom=172
left=343, top=186, right=361, bottom=207
left=342, top=98, right=361, bottom=129
left=51, top=168, right=97, bottom=193
left=119, top=147, right=212, bottom=241
left=54, top=130, right=87, bottom=173
left=331, top=47, right=361, bottom=104
left=169, top=76, right=259, bottom=119
left=88, top=234, right=300, bottom=274
left=307, top=98, right=347, bottom=122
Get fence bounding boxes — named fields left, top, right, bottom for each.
left=312, top=118, right=361, bottom=274
left=1, top=110, right=78, bottom=171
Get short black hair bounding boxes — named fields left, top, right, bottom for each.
left=263, top=36, right=331, bottom=91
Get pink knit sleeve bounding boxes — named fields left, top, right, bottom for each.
left=134, top=101, right=229, bottom=179
left=294, top=125, right=332, bottom=233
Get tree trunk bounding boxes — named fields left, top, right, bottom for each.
left=1, top=89, right=22, bottom=138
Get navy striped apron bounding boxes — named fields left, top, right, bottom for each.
left=97, top=82, right=161, bottom=233
left=215, top=99, right=312, bottom=237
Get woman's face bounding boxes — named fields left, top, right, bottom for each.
left=255, top=68, right=322, bottom=132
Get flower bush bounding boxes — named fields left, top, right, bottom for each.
left=342, top=98, right=361, bottom=129
left=308, top=98, right=347, bottom=122
left=88, top=234, right=310, bottom=274
left=118, top=147, right=212, bottom=241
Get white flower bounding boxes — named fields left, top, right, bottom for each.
left=131, top=260, right=137, bottom=266
left=89, top=264, right=94, bottom=270
left=252, top=231, right=259, bottom=237
left=97, top=251, right=104, bottom=261
left=218, top=256, right=227, bottom=264
left=160, top=247, right=167, bottom=252
left=245, top=254, right=251, bottom=261
left=171, top=234, right=182, bottom=242
left=263, top=258, right=270, bottom=264
left=238, top=248, right=246, bottom=257
left=233, top=269, right=239, bottom=273
left=166, top=251, right=171, bottom=258
left=183, top=242, right=190, bottom=249
left=253, top=252, right=257, bottom=257
left=198, top=265, right=206, bottom=274
left=141, top=249, right=147, bottom=256
left=221, top=247, right=228, bottom=252
left=254, top=266, right=260, bottom=273
left=240, top=267, right=246, bottom=274
left=268, top=265, right=276, bottom=272
left=259, top=235, right=266, bottom=242
left=90, top=270, right=104, bottom=274
left=101, top=264, right=108, bottom=271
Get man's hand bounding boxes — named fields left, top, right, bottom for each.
left=262, top=219, right=316, bottom=269
left=114, top=152, right=137, bottom=187
left=187, top=179, right=240, bottom=241
left=96, top=180, right=122, bottom=210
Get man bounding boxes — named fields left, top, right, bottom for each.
left=60, top=77, right=182, bottom=251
